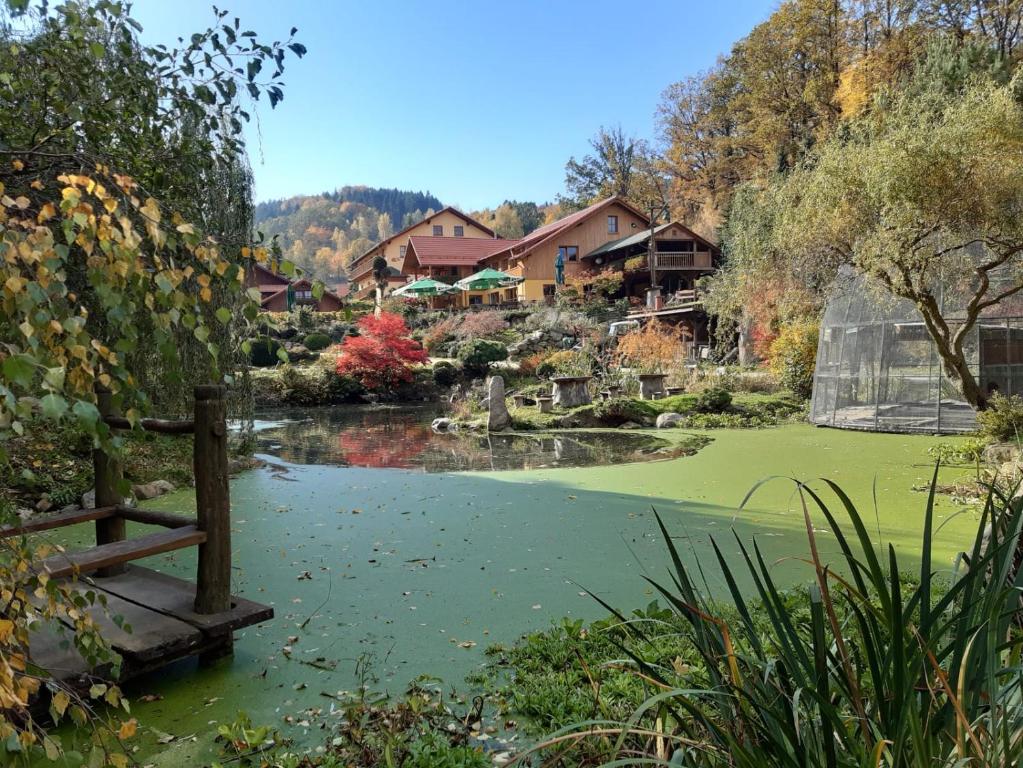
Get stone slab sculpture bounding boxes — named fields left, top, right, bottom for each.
left=488, top=375, right=511, bottom=431
left=552, top=376, right=592, bottom=408
left=638, top=373, right=668, bottom=401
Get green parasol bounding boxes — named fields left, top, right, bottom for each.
left=392, top=278, right=460, bottom=297
left=454, top=268, right=524, bottom=292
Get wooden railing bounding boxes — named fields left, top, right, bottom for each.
left=655, top=251, right=714, bottom=269
left=2, top=384, right=232, bottom=614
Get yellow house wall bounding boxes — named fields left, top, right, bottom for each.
left=380, top=212, right=493, bottom=271
left=350, top=212, right=494, bottom=293
left=510, top=202, right=647, bottom=302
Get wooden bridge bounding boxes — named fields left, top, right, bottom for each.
left=1, top=385, right=272, bottom=691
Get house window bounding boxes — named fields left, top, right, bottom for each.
left=543, top=284, right=557, bottom=297
left=454, top=225, right=464, bottom=237
left=608, top=215, right=618, bottom=234
left=399, top=245, right=406, bottom=258
left=468, top=295, right=483, bottom=306
left=450, top=266, right=458, bottom=277
left=558, top=245, right=578, bottom=262
left=433, top=225, right=443, bottom=236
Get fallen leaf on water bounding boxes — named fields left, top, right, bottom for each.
left=458, top=641, right=477, bottom=649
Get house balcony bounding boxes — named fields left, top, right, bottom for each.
left=655, top=251, right=713, bottom=270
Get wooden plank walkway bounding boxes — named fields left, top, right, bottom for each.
left=28, top=565, right=272, bottom=685
left=9, top=384, right=275, bottom=704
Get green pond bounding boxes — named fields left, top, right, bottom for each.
left=51, top=410, right=978, bottom=764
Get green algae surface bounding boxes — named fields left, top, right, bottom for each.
left=50, top=424, right=978, bottom=764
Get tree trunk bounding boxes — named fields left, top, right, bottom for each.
left=933, top=341, right=987, bottom=410
left=916, top=298, right=987, bottom=410
left=737, top=312, right=756, bottom=367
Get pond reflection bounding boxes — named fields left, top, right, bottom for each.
left=252, top=406, right=703, bottom=472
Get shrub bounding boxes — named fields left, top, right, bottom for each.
left=382, top=295, right=429, bottom=324
left=291, top=304, right=315, bottom=329
left=326, top=322, right=357, bottom=342
left=303, top=332, right=331, bottom=351
left=336, top=312, right=428, bottom=390
left=767, top=320, right=818, bottom=400
left=454, top=311, right=509, bottom=340
left=517, top=351, right=548, bottom=377
left=592, top=397, right=651, bottom=426
left=978, top=392, right=1023, bottom=441
left=927, top=436, right=987, bottom=466
left=247, top=337, right=282, bottom=367
left=535, top=348, right=593, bottom=378
left=695, top=385, right=732, bottom=413
left=323, top=371, right=364, bottom=403
left=614, top=320, right=689, bottom=374
left=422, top=315, right=460, bottom=354
left=457, top=339, right=508, bottom=377
left=432, top=360, right=460, bottom=387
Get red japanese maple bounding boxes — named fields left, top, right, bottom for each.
left=335, top=312, right=429, bottom=390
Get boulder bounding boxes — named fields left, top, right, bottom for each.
left=620, top=421, right=641, bottom=429
left=81, top=489, right=95, bottom=509
left=286, top=344, right=316, bottom=363
left=487, top=375, right=511, bottom=431
left=35, top=497, right=52, bottom=513
left=656, top=412, right=685, bottom=429
left=132, top=479, right=176, bottom=501
left=432, top=417, right=454, bottom=432
left=984, top=442, right=1021, bottom=465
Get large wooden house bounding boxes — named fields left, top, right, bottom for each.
left=347, top=207, right=496, bottom=301
left=481, top=197, right=650, bottom=303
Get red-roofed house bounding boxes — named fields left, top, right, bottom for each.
left=400, top=236, right=517, bottom=307
left=482, top=196, right=650, bottom=302
left=245, top=263, right=291, bottom=307
left=347, top=207, right=496, bottom=302
left=244, top=263, right=346, bottom=312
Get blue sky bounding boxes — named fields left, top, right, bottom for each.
left=133, top=1, right=776, bottom=209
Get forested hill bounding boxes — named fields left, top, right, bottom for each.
left=254, top=187, right=444, bottom=282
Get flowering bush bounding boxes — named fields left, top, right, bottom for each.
left=336, top=312, right=428, bottom=390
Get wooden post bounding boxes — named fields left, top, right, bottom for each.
left=94, top=385, right=126, bottom=576
left=193, top=384, right=231, bottom=615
